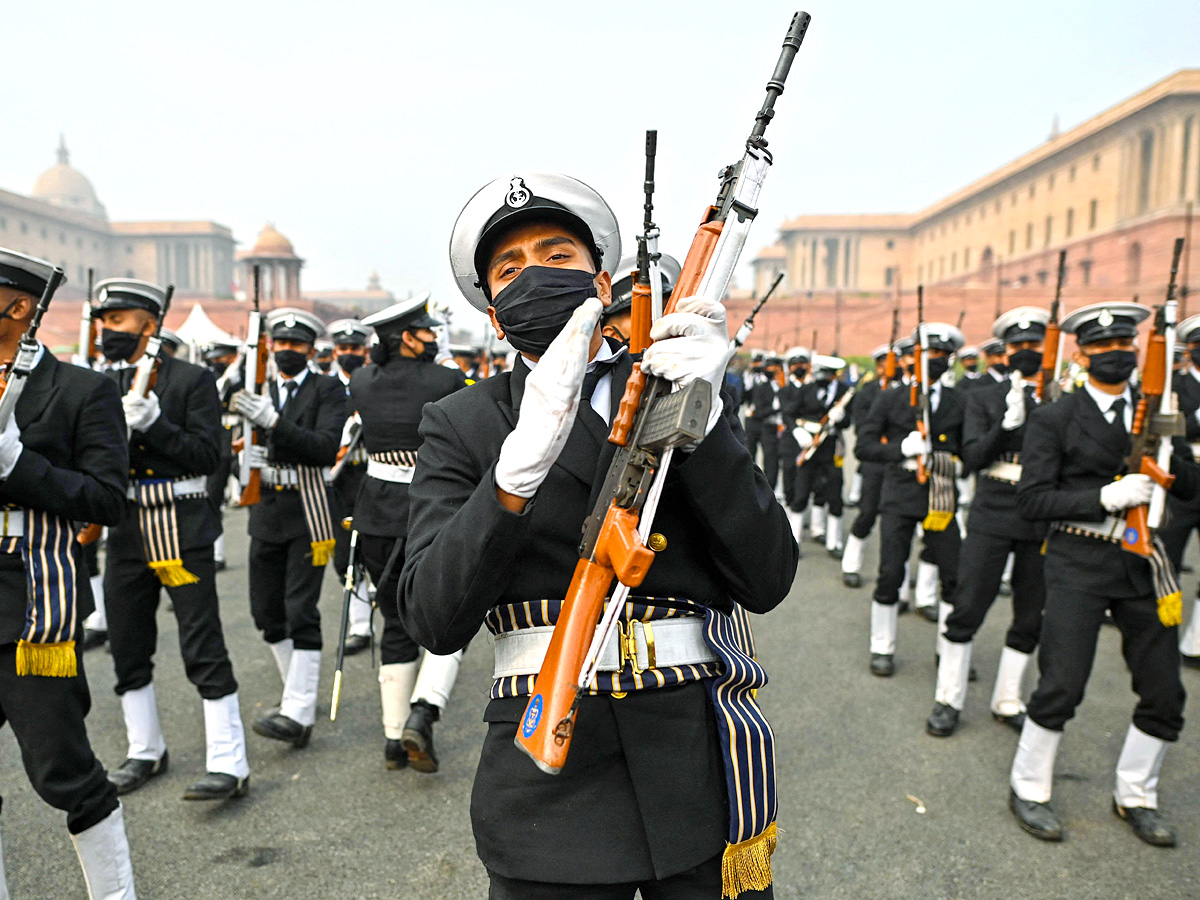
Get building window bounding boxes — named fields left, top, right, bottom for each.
left=1044, top=216, right=1053, bottom=247
left=1011, top=192, right=1017, bottom=206
left=1066, top=208, right=1074, bottom=238
left=885, top=267, right=894, bottom=287
left=1029, top=184, right=1035, bottom=199
left=1137, top=130, right=1155, bottom=214
left=1049, top=173, right=1055, bottom=191
left=1070, top=164, right=1076, bottom=181
left=951, top=251, right=957, bottom=273
left=1080, top=259, right=1092, bottom=286
left=939, top=257, right=945, bottom=279
left=964, top=248, right=971, bottom=270
left=1089, top=199, right=1098, bottom=230
left=1008, top=230, right=1016, bottom=255
left=1181, top=117, right=1194, bottom=200
left=1025, top=223, right=1033, bottom=249
left=886, top=239, right=895, bottom=250
left=1093, top=153, right=1101, bottom=171
left=1037, top=270, right=1049, bottom=286
left=1128, top=243, right=1142, bottom=285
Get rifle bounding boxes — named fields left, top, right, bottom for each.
left=1039, top=250, right=1067, bottom=401
left=237, top=266, right=267, bottom=507
left=911, top=285, right=932, bottom=484
left=797, top=382, right=855, bottom=467
left=733, top=272, right=784, bottom=348
left=515, top=11, right=810, bottom=775
left=128, top=284, right=174, bottom=413
left=77, top=268, right=97, bottom=368
left=1122, top=237, right=1186, bottom=557
left=329, top=418, right=362, bottom=481
left=330, top=522, right=361, bottom=721
left=955, top=309, right=965, bottom=332
left=881, top=304, right=899, bottom=388
left=0, top=267, right=65, bottom=429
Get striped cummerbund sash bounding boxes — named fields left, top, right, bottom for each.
left=486, top=596, right=777, bottom=896
left=369, top=449, right=418, bottom=467
left=924, top=450, right=957, bottom=532
left=134, top=480, right=199, bottom=587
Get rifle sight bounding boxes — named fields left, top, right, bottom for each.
left=748, top=11, right=811, bottom=153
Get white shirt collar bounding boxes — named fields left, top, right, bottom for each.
left=278, top=367, right=309, bottom=392
left=1083, top=379, right=1132, bottom=413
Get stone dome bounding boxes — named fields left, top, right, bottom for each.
left=249, top=223, right=297, bottom=258
left=31, top=137, right=107, bottom=219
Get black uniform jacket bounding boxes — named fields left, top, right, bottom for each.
left=747, top=377, right=779, bottom=420
left=397, top=352, right=797, bottom=884
left=0, top=353, right=128, bottom=642
left=850, top=377, right=885, bottom=431
left=961, top=378, right=1047, bottom=541
left=349, top=357, right=466, bottom=538
left=111, top=355, right=223, bottom=554
left=248, top=372, right=346, bottom=542
left=1016, top=387, right=1198, bottom=598
left=781, top=378, right=848, bottom=466
left=856, top=380, right=965, bottom=518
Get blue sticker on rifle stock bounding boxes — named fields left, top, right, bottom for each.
left=522, top=694, right=543, bottom=737
left=1125, top=527, right=1139, bottom=544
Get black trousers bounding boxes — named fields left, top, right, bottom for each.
left=358, top=534, right=419, bottom=665
left=249, top=535, right=326, bottom=651
left=0, top=643, right=119, bottom=835
left=874, top=513, right=961, bottom=605
left=206, top=454, right=234, bottom=508
left=1027, top=569, right=1186, bottom=740
left=945, top=532, right=1044, bottom=653
left=487, top=853, right=773, bottom=900
left=759, top=425, right=780, bottom=490
left=850, top=462, right=885, bottom=539
left=743, top=416, right=763, bottom=459
left=791, top=458, right=844, bottom=517
left=106, top=543, right=237, bottom=699
left=1160, top=495, right=1200, bottom=574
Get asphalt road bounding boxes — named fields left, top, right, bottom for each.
left=2, top=498, right=1199, bottom=899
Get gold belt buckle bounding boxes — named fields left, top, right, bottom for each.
left=618, top=619, right=656, bottom=675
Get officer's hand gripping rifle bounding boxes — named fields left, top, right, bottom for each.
left=237, top=266, right=267, bottom=507
left=1122, top=238, right=1186, bottom=557
left=1039, top=250, right=1067, bottom=401
left=0, top=267, right=65, bottom=430
left=733, top=272, right=784, bottom=350
left=911, top=286, right=932, bottom=484
left=127, top=285, right=175, bottom=422
left=515, top=11, right=811, bottom=776
left=797, top=384, right=855, bottom=467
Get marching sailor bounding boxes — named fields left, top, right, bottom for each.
left=841, top=344, right=894, bottom=588
left=747, top=353, right=785, bottom=497
left=785, top=353, right=849, bottom=556
left=0, top=250, right=137, bottom=899
left=314, top=339, right=335, bottom=374
left=964, top=338, right=1008, bottom=392
left=232, top=309, right=347, bottom=748
left=1159, top=314, right=1200, bottom=667
left=1008, top=301, right=1192, bottom=846
left=776, top=347, right=810, bottom=540
left=350, top=297, right=467, bottom=771
left=740, top=350, right=768, bottom=455
left=398, top=172, right=796, bottom=897
left=927, top=307, right=1050, bottom=737
left=96, top=279, right=250, bottom=801
left=956, top=345, right=982, bottom=388
left=203, top=339, right=242, bottom=572
left=327, top=318, right=374, bottom=656
left=857, top=323, right=965, bottom=676
left=602, top=252, right=682, bottom=349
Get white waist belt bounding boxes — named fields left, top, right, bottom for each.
left=1055, top=515, right=1125, bottom=541
left=260, top=465, right=333, bottom=487
left=127, top=475, right=207, bottom=501
left=983, top=460, right=1023, bottom=484
left=492, top=616, right=717, bottom=679
left=366, top=459, right=415, bottom=484
left=0, top=509, right=23, bottom=538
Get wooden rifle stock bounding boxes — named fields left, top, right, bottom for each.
left=238, top=266, right=267, bottom=507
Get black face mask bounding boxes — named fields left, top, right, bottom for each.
left=905, top=362, right=916, bottom=376
left=337, top=353, right=365, bottom=374
left=316, top=360, right=332, bottom=372
left=492, top=266, right=597, bottom=356
left=1190, top=347, right=1200, bottom=368
left=414, top=342, right=438, bottom=364
left=990, top=361, right=1010, bottom=375
left=101, top=328, right=142, bottom=362
left=1087, top=349, right=1139, bottom=385
left=790, top=365, right=807, bottom=380
left=275, top=349, right=309, bottom=377
left=927, top=356, right=950, bottom=381
left=208, top=361, right=229, bottom=377
left=1008, top=348, right=1043, bottom=377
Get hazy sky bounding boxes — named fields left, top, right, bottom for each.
left=4, top=0, right=1199, bottom=319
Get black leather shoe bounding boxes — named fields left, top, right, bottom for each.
left=828, top=547, right=843, bottom=559
left=993, top=710, right=1026, bottom=732
left=343, top=634, right=371, bottom=656
left=385, top=739, right=409, bottom=770
left=109, top=751, right=169, bottom=795
left=869, top=653, right=895, bottom=677
left=1010, top=790, right=1063, bottom=841
left=917, top=605, right=939, bottom=623
left=898, top=601, right=911, bottom=615
left=252, top=711, right=312, bottom=748
left=1181, top=653, right=1200, bottom=671
left=182, top=773, right=248, bottom=801
left=81, top=628, right=108, bottom=651
left=401, top=701, right=440, bottom=773
left=1113, top=800, right=1177, bottom=847
left=926, top=702, right=960, bottom=737
left=842, top=572, right=862, bottom=588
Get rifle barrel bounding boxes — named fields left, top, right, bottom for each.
left=749, top=11, right=811, bottom=150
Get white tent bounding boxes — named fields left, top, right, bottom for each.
left=175, top=304, right=239, bottom=348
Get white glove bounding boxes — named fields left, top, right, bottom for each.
left=123, top=392, right=161, bottom=433
left=641, top=295, right=734, bottom=437
left=792, top=427, right=814, bottom=451
left=245, top=444, right=270, bottom=470
left=494, top=298, right=603, bottom=498
left=339, top=413, right=359, bottom=447
left=1100, top=474, right=1154, bottom=513
left=1001, top=373, right=1027, bottom=431
left=828, top=405, right=846, bottom=425
left=899, top=430, right=929, bottom=459
left=232, top=390, right=279, bottom=429
left=0, top=417, right=23, bottom=479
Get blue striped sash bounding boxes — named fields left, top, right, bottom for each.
left=134, top=480, right=198, bottom=587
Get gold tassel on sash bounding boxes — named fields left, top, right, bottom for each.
left=16, top=639, right=77, bottom=678
left=1158, top=591, right=1183, bottom=627
left=923, top=451, right=958, bottom=532
left=149, top=559, right=200, bottom=587
left=721, top=821, right=777, bottom=899
left=310, top=539, right=336, bottom=567
left=296, top=465, right=336, bottom=567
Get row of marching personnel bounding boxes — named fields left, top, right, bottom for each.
left=738, top=255, right=1196, bottom=849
